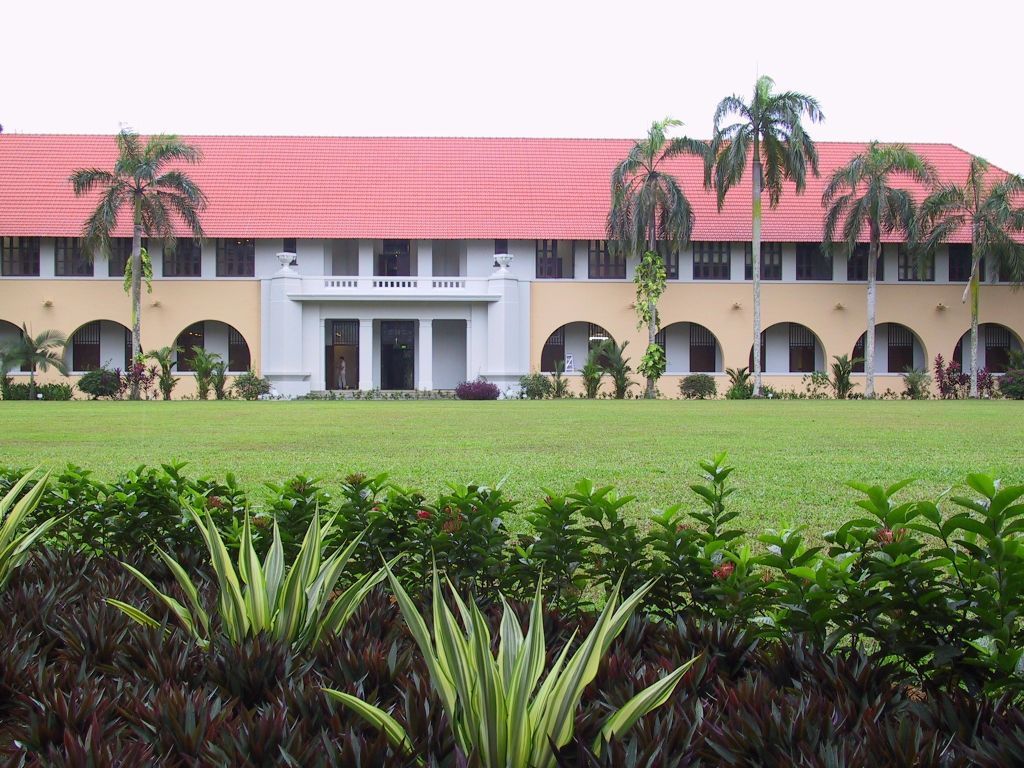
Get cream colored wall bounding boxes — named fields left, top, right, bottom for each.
left=0, top=279, right=260, bottom=397
left=531, top=281, right=1024, bottom=396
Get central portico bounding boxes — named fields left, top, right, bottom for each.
left=259, top=239, right=529, bottom=396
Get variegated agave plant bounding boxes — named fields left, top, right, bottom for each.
left=0, top=469, right=62, bottom=590
left=326, top=567, right=696, bottom=767
left=109, top=507, right=386, bottom=650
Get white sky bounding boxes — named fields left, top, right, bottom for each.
left=3, top=0, right=1022, bottom=173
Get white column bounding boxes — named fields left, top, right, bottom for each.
left=358, top=319, right=373, bottom=390
left=418, top=240, right=433, bottom=278
left=358, top=239, right=374, bottom=277
left=418, top=319, right=433, bottom=390
left=262, top=257, right=306, bottom=397
left=466, top=319, right=473, bottom=380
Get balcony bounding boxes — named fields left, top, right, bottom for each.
left=287, top=276, right=499, bottom=303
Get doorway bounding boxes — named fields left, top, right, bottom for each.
left=380, top=320, right=415, bottom=389
left=325, top=319, right=359, bottom=390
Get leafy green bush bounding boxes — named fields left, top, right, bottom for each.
left=550, top=360, right=569, bottom=398
left=232, top=370, right=271, bottom=400
left=212, top=361, right=229, bottom=400
left=680, top=373, right=717, bottom=399
left=77, top=367, right=122, bottom=399
left=999, top=369, right=1024, bottom=400
left=601, top=339, right=635, bottom=399
left=725, top=366, right=753, bottom=399
left=37, top=382, right=73, bottom=400
left=830, top=354, right=860, bottom=399
left=518, top=372, right=552, bottom=400
left=581, top=347, right=605, bottom=399
left=903, top=366, right=932, bottom=399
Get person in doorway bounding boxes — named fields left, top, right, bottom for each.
left=337, top=356, right=348, bottom=390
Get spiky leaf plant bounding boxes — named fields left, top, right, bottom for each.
left=0, top=469, right=61, bottom=591
left=326, top=569, right=696, bottom=767
left=109, top=507, right=386, bottom=650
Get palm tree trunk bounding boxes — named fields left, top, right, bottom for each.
left=751, top=143, right=763, bottom=397
left=28, top=366, right=36, bottom=401
left=646, top=223, right=657, bottom=399
left=865, top=236, right=880, bottom=399
left=130, top=197, right=143, bottom=400
left=968, top=231, right=981, bottom=399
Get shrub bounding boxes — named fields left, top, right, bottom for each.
left=803, top=370, right=831, bottom=399
left=455, top=378, right=500, bottom=400
left=601, top=339, right=635, bottom=399
left=581, top=348, right=604, bottom=399
left=830, top=354, right=860, bottom=399
left=902, top=367, right=932, bottom=399
left=110, top=508, right=387, bottom=650
left=518, top=372, right=552, bottom=400
left=37, top=382, right=73, bottom=401
left=999, top=369, right=1024, bottom=400
left=212, top=361, right=229, bottom=400
left=147, top=346, right=180, bottom=400
left=3, top=382, right=29, bottom=400
left=190, top=348, right=221, bottom=400
left=118, top=361, right=157, bottom=400
left=725, top=367, right=753, bottom=399
left=680, top=374, right=717, bottom=400
left=77, top=367, right=122, bottom=399
left=232, top=370, right=272, bottom=400
left=550, top=361, right=569, bottom=399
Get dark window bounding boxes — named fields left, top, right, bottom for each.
left=54, top=238, right=93, bottom=277
left=948, top=244, right=983, bottom=282
left=541, top=325, right=564, bottom=372
left=535, top=239, right=573, bottom=279
left=330, top=320, right=359, bottom=345
left=216, top=238, right=255, bottom=277
left=657, top=244, right=680, bottom=280
left=377, top=240, right=411, bottom=276
left=655, top=328, right=667, bottom=353
left=283, top=238, right=297, bottom=253
left=228, top=327, right=250, bottom=372
left=852, top=335, right=865, bottom=373
left=494, top=239, right=508, bottom=254
left=109, top=238, right=148, bottom=278
left=796, top=243, right=831, bottom=280
left=124, top=327, right=133, bottom=369
left=588, top=240, right=625, bottom=279
left=164, top=240, right=202, bottom=277
left=744, top=243, right=782, bottom=280
left=789, top=324, right=816, bottom=373
left=1, top=236, right=40, bottom=276
left=997, top=263, right=1015, bottom=283
left=749, top=332, right=767, bottom=373
left=847, top=244, right=885, bottom=281
left=175, top=323, right=205, bottom=371
left=693, top=242, right=731, bottom=280
left=71, top=321, right=101, bottom=372
left=986, top=325, right=1013, bottom=372
left=689, top=324, right=716, bottom=372
left=898, top=246, right=934, bottom=281
left=888, top=325, right=914, bottom=373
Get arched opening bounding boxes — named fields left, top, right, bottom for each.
left=64, top=320, right=132, bottom=373
left=851, top=323, right=927, bottom=374
left=174, top=321, right=251, bottom=373
left=749, top=322, right=825, bottom=373
left=657, top=322, right=723, bottom=373
left=540, top=322, right=613, bottom=373
left=0, top=320, right=30, bottom=372
left=953, top=324, right=1023, bottom=373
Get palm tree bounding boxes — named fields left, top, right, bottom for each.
left=707, top=76, right=824, bottom=397
left=607, top=118, right=707, bottom=398
left=919, top=156, right=1024, bottom=397
left=147, top=345, right=180, bottom=400
left=70, top=129, right=207, bottom=399
left=822, top=142, right=936, bottom=398
left=8, top=324, right=68, bottom=400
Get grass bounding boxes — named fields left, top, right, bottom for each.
left=1, top=399, right=1021, bottom=535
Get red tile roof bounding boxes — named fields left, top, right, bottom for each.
left=0, top=134, right=985, bottom=242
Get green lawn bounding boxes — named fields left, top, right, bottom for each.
left=1, top=400, right=1021, bottom=535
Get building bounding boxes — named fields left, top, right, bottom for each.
left=0, top=135, right=1021, bottom=397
